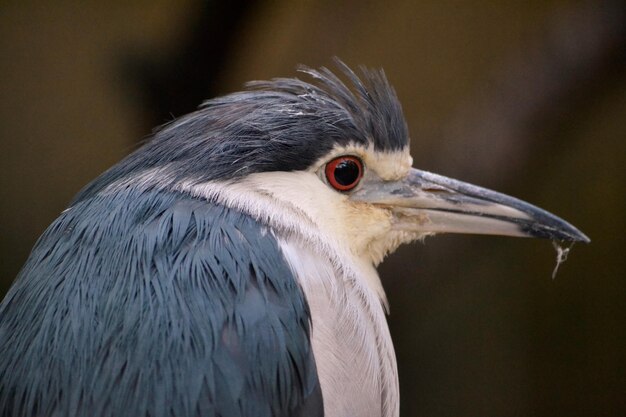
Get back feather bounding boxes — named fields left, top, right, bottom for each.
left=0, top=188, right=323, bottom=417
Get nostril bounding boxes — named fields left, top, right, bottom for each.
left=422, top=186, right=449, bottom=193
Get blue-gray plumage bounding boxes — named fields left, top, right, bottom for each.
left=73, top=62, right=407, bottom=205
left=0, top=188, right=322, bottom=417
left=0, top=60, right=588, bottom=417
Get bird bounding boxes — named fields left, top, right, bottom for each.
left=0, top=60, right=588, bottom=417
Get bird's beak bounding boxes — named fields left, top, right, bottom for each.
left=351, top=168, right=590, bottom=242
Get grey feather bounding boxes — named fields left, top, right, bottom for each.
left=0, top=188, right=323, bottom=417
left=72, top=59, right=408, bottom=204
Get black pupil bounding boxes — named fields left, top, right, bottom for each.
left=334, top=160, right=360, bottom=186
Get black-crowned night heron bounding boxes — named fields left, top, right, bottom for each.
left=0, top=61, right=588, bottom=417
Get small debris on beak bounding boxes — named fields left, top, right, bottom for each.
left=551, top=240, right=575, bottom=279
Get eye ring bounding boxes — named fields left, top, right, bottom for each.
left=325, top=156, right=363, bottom=191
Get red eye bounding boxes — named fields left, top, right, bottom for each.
left=325, top=156, right=363, bottom=191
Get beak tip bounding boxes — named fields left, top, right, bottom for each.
left=576, top=231, right=591, bottom=244
left=530, top=223, right=590, bottom=244
left=567, top=232, right=590, bottom=244
left=554, top=220, right=590, bottom=244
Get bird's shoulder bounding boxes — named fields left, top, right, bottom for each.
left=0, top=187, right=323, bottom=417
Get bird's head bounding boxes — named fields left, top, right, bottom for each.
left=75, top=60, right=588, bottom=270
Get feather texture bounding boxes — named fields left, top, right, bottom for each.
left=0, top=188, right=322, bottom=417
left=72, top=59, right=408, bottom=204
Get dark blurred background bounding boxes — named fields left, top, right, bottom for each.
left=0, top=1, right=624, bottom=416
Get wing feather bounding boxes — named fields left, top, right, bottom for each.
left=0, top=188, right=323, bottom=417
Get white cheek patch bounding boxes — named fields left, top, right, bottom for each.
left=366, top=149, right=413, bottom=181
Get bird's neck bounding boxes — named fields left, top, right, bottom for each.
left=277, top=236, right=399, bottom=417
